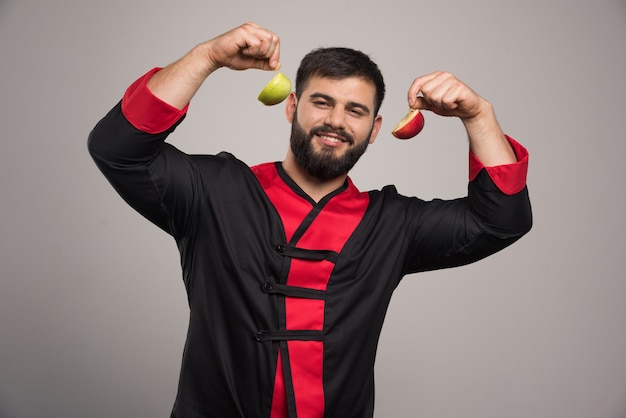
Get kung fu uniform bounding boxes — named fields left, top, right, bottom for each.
left=88, top=68, right=532, bottom=418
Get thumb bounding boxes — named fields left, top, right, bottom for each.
left=411, top=96, right=431, bottom=112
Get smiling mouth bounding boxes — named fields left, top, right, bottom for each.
left=318, top=133, right=347, bottom=144
left=312, top=128, right=353, bottom=146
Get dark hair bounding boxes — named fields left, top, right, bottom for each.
left=295, top=47, right=386, bottom=115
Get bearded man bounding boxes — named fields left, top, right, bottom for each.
left=88, top=22, right=532, bottom=418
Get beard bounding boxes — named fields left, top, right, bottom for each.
left=289, top=113, right=372, bottom=182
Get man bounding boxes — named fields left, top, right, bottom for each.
left=88, top=22, right=531, bottom=418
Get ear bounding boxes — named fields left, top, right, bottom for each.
left=285, top=92, right=297, bottom=123
left=368, top=114, right=383, bottom=144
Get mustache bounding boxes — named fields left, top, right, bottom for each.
left=309, top=126, right=355, bottom=145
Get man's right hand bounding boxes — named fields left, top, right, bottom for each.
left=204, top=22, right=281, bottom=72
left=146, top=22, right=281, bottom=110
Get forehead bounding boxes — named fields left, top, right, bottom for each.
left=302, top=76, right=377, bottom=107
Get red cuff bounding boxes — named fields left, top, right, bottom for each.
left=121, top=67, right=189, bottom=134
left=469, top=135, right=529, bottom=195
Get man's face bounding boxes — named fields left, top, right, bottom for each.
left=286, top=76, right=382, bottom=181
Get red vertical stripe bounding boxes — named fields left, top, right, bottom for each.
left=271, top=355, right=288, bottom=417
left=288, top=341, right=324, bottom=417
left=284, top=184, right=367, bottom=417
left=253, top=164, right=368, bottom=418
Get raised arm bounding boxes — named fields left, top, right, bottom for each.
left=88, top=22, right=282, bottom=235
left=146, top=22, right=282, bottom=110
left=398, top=72, right=531, bottom=274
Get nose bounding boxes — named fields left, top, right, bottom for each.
left=324, top=105, right=346, bottom=129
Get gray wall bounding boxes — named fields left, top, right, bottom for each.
left=1, top=0, right=625, bottom=417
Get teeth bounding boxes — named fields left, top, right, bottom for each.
left=320, top=135, right=342, bottom=143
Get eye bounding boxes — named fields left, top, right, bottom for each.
left=313, top=100, right=331, bottom=108
left=347, top=107, right=365, bottom=117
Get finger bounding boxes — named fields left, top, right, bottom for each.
left=441, top=82, right=467, bottom=111
left=423, top=74, right=459, bottom=110
left=265, top=33, right=281, bottom=70
left=420, top=74, right=481, bottom=117
left=409, top=75, right=457, bottom=116
left=237, top=24, right=275, bottom=55
left=270, top=38, right=281, bottom=70
left=406, top=71, right=443, bottom=108
left=240, top=38, right=264, bottom=58
left=412, top=96, right=432, bottom=112
left=443, top=82, right=482, bottom=117
left=241, top=32, right=281, bottom=70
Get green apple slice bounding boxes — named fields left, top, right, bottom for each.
left=258, top=72, right=292, bottom=106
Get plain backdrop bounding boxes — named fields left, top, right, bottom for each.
left=1, top=0, right=625, bottom=417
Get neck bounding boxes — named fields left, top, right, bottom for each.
left=281, top=153, right=347, bottom=203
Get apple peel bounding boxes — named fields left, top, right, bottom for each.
left=391, top=108, right=425, bottom=139
left=257, top=72, right=292, bottom=106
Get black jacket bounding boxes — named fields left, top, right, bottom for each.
left=88, top=102, right=532, bottom=418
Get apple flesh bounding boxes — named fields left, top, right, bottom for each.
left=257, top=72, right=292, bottom=106
left=391, top=108, right=425, bottom=139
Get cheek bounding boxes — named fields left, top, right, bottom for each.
left=353, top=122, right=375, bottom=141
left=300, top=115, right=324, bottom=133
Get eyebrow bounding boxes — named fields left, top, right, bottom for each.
left=308, top=92, right=371, bottom=116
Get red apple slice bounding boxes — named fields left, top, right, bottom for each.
left=391, top=108, right=425, bottom=139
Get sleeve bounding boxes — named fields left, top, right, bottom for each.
left=121, top=67, right=189, bottom=134
left=401, top=139, right=532, bottom=274
left=468, top=135, right=529, bottom=195
left=87, top=69, right=219, bottom=237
